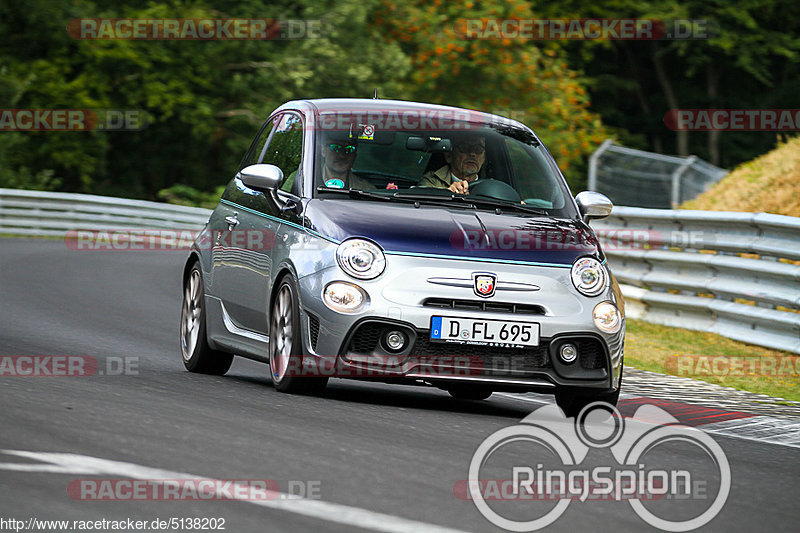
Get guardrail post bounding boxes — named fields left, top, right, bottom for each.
left=670, top=155, right=696, bottom=207
left=587, top=139, right=614, bottom=192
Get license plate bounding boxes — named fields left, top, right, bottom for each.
left=430, top=316, right=540, bottom=348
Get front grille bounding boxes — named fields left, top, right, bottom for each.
left=576, top=338, right=605, bottom=369
left=348, top=322, right=384, bottom=353
left=308, top=314, right=320, bottom=350
left=412, top=337, right=551, bottom=374
left=423, top=298, right=546, bottom=315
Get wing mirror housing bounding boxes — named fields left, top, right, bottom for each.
left=575, top=191, right=613, bottom=221
left=240, top=164, right=283, bottom=190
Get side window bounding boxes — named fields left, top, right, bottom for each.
left=241, top=119, right=275, bottom=169
left=262, top=113, right=304, bottom=195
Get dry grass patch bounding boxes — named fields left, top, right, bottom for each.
left=682, top=136, right=800, bottom=217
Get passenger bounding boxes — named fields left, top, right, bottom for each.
left=417, top=134, right=486, bottom=194
left=320, top=137, right=375, bottom=190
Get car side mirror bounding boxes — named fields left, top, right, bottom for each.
left=575, top=191, right=613, bottom=221
left=240, top=164, right=283, bottom=190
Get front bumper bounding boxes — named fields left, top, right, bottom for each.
left=297, top=254, right=624, bottom=393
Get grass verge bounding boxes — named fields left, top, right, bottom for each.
left=681, top=135, right=800, bottom=217
left=625, top=318, right=800, bottom=401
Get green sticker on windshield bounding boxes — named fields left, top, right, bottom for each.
left=325, top=179, right=345, bottom=189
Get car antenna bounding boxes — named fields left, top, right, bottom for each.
left=373, top=87, right=378, bottom=99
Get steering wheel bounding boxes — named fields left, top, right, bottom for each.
left=466, top=178, right=522, bottom=203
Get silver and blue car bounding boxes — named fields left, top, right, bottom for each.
left=180, top=98, right=624, bottom=415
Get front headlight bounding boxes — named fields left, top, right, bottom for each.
left=336, top=238, right=386, bottom=280
left=571, top=257, right=608, bottom=296
left=593, top=301, right=622, bottom=333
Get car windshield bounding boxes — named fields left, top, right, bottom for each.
left=313, top=117, right=577, bottom=218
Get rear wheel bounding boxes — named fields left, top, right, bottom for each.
left=180, top=264, right=233, bottom=375
left=269, top=276, right=328, bottom=394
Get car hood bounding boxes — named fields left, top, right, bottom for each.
left=303, top=199, right=600, bottom=266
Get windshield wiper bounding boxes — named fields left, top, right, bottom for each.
left=406, top=193, right=549, bottom=215
left=315, top=187, right=546, bottom=215
left=316, top=187, right=481, bottom=210
left=453, top=196, right=549, bottom=215
left=315, top=187, right=391, bottom=200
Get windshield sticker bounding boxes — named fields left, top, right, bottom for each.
left=358, top=124, right=375, bottom=141
left=325, top=178, right=345, bottom=189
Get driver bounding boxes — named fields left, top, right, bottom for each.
left=417, top=134, right=485, bottom=194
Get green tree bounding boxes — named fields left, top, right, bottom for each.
left=0, top=0, right=410, bottom=199
left=375, top=0, right=607, bottom=189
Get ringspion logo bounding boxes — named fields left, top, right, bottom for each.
left=466, top=403, right=730, bottom=531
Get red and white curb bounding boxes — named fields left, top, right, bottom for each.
left=497, top=367, right=800, bottom=449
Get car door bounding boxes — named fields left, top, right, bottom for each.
left=211, top=112, right=306, bottom=339
left=210, top=116, right=281, bottom=338
left=261, top=113, right=309, bottom=287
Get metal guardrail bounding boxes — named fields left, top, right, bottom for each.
left=2, top=188, right=798, bottom=354
left=588, top=140, right=728, bottom=208
left=0, top=188, right=212, bottom=236
left=593, top=207, right=800, bottom=354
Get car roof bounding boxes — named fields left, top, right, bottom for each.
left=272, top=98, right=532, bottom=131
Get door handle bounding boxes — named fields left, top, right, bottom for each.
left=225, top=214, right=240, bottom=230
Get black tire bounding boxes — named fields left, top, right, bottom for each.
left=269, top=275, right=328, bottom=395
left=555, top=364, right=623, bottom=418
left=447, top=385, right=493, bottom=401
left=180, top=263, right=234, bottom=375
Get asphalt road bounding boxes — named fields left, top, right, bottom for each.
left=1, top=238, right=797, bottom=533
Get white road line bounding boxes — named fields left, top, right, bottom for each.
left=0, top=463, right=102, bottom=474
left=0, top=450, right=470, bottom=533
left=495, top=393, right=548, bottom=405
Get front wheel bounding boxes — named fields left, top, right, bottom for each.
left=555, top=365, right=623, bottom=418
left=269, top=276, right=328, bottom=395
left=555, top=388, right=620, bottom=418
left=180, top=264, right=233, bottom=375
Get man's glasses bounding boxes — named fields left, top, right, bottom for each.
left=454, top=143, right=485, bottom=155
left=328, top=143, right=357, bottom=154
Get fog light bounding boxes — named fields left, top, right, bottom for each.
left=559, top=343, right=578, bottom=364
left=323, top=282, right=366, bottom=313
left=593, top=301, right=622, bottom=333
left=385, top=330, right=406, bottom=351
